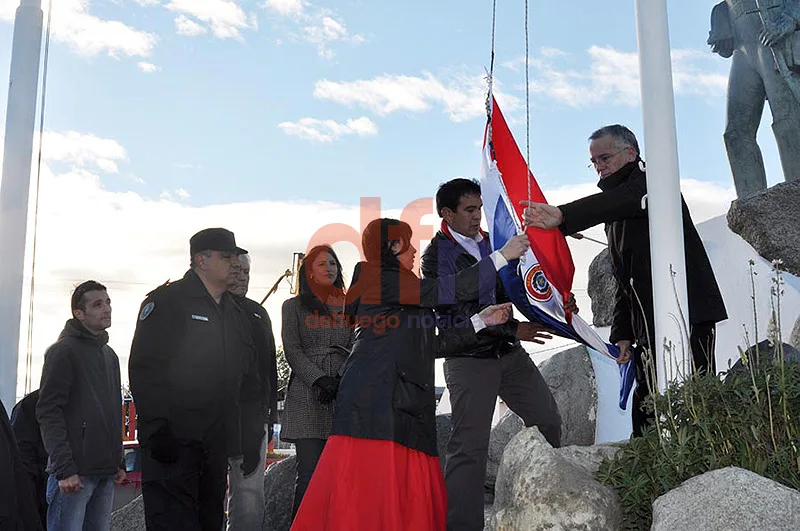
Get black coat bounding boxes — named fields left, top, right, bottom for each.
left=10, top=391, right=47, bottom=528
left=36, top=320, right=123, bottom=480
left=558, top=160, right=728, bottom=347
left=0, top=400, right=43, bottom=531
left=331, top=255, right=499, bottom=456
left=129, top=270, right=259, bottom=459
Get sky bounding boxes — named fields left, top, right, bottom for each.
left=0, top=0, right=791, bottom=401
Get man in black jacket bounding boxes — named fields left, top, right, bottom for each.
left=523, top=124, right=728, bottom=437
left=129, top=228, right=259, bottom=531
left=226, top=251, right=278, bottom=531
left=421, top=178, right=565, bottom=531
left=36, top=281, right=126, bottom=530
left=10, top=390, right=47, bottom=528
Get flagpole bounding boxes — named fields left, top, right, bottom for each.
left=634, top=0, right=690, bottom=392
left=0, top=0, right=44, bottom=409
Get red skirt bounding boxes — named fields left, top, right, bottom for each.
left=290, top=435, right=447, bottom=531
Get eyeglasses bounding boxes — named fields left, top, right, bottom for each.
left=588, top=148, right=628, bottom=168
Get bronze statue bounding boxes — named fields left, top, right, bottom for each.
left=708, top=0, right=800, bottom=198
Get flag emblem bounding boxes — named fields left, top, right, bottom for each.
left=524, top=265, right=553, bottom=302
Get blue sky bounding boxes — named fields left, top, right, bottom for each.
left=0, top=0, right=784, bottom=209
left=0, top=0, right=791, bottom=394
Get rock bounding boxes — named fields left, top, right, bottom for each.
left=489, top=428, right=622, bottom=531
left=110, top=495, right=145, bottom=531
left=727, top=180, right=800, bottom=276
left=435, top=414, right=452, bottom=473
left=651, top=467, right=800, bottom=531
left=727, top=339, right=800, bottom=376
left=263, top=456, right=296, bottom=531
left=539, top=344, right=597, bottom=446
left=556, top=443, right=622, bottom=477
left=791, top=315, right=800, bottom=351
left=485, top=411, right=524, bottom=503
left=587, top=248, right=615, bottom=327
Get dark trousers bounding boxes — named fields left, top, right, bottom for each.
left=443, top=347, right=562, bottom=531
left=141, top=426, right=228, bottom=531
left=291, top=438, right=326, bottom=519
left=632, top=322, right=717, bottom=437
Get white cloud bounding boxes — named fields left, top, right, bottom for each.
left=137, top=61, right=160, bottom=73
left=0, top=0, right=158, bottom=58
left=278, top=116, right=378, bottom=142
left=176, top=188, right=191, bottom=199
left=262, top=0, right=306, bottom=17
left=41, top=131, right=127, bottom=173
left=314, top=72, right=519, bottom=123
left=519, top=45, right=728, bottom=107
left=165, top=0, right=257, bottom=40
left=174, top=14, right=208, bottom=36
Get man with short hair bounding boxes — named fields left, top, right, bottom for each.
left=129, top=228, right=260, bottom=531
left=421, top=178, right=565, bottom=531
left=226, top=252, right=278, bottom=531
left=36, top=281, right=126, bottom=530
left=523, top=124, right=728, bottom=437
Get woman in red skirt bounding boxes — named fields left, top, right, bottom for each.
left=291, top=218, right=530, bottom=530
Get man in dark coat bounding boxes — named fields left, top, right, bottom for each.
left=129, top=228, right=259, bottom=531
left=36, top=281, right=126, bottom=530
left=1, top=398, right=43, bottom=531
left=421, top=178, right=565, bottom=531
left=10, top=390, right=47, bottom=528
left=523, top=124, right=728, bottom=437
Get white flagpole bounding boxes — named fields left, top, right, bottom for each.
left=0, top=0, right=44, bottom=409
left=634, top=0, right=690, bottom=391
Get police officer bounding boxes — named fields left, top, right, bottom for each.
left=129, top=228, right=259, bottom=531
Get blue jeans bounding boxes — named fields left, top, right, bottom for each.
left=46, top=474, right=115, bottom=531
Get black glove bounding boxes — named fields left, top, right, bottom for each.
left=149, top=423, right=179, bottom=464
left=240, top=448, right=261, bottom=476
left=268, top=424, right=274, bottom=443
left=313, top=376, right=339, bottom=404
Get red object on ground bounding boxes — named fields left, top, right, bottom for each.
left=291, top=435, right=446, bottom=531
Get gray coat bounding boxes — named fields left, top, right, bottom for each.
left=280, top=297, right=353, bottom=441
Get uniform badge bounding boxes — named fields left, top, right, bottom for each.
left=191, top=314, right=209, bottom=322
left=139, top=302, right=155, bottom=321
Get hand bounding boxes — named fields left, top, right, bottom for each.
left=267, top=424, right=274, bottom=444
left=564, top=293, right=579, bottom=314
left=149, top=423, right=179, bottom=464
left=760, top=13, right=796, bottom=47
left=58, top=474, right=83, bottom=494
left=478, top=303, right=513, bottom=326
left=515, top=322, right=553, bottom=344
left=240, top=448, right=262, bottom=476
left=114, top=469, right=127, bottom=485
left=313, top=375, right=339, bottom=404
left=710, top=37, right=734, bottom=58
left=498, top=234, right=530, bottom=261
left=521, top=201, right=563, bottom=230
left=616, top=340, right=632, bottom=365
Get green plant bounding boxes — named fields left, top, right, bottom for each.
left=597, top=262, right=800, bottom=530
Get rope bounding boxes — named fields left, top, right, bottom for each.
left=485, top=0, right=498, bottom=133
left=524, top=0, right=531, bottom=204
left=24, top=0, right=54, bottom=394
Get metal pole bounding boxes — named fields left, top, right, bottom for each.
left=634, top=0, right=690, bottom=391
left=0, top=0, right=43, bottom=409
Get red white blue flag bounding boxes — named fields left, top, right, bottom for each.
left=480, top=94, right=634, bottom=409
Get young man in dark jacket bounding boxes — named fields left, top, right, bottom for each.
left=10, top=390, right=48, bottom=528
left=523, top=124, right=728, bottom=437
left=36, top=281, right=126, bottom=530
left=226, top=251, right=278, bottom=531
left=421, top=178, right=566, bottom=531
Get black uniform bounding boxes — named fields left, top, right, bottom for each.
left=10, top=391, right=47, bottom=528
left=558, top=159, right=728, bottom=435
left=129, top=269, right=258, bottom=531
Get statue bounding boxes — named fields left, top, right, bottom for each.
left=708, top=0, right=800, bottom=198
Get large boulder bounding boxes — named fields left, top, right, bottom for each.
left=727, top=339, right=800, bottom=376
left=587, top=247, right=615, bottom=327
left=435, top=414, right=452, bottom=472
left=489, top=428, right=622, bottom=531
left=539, top=344, right=597, bottom=447
left=485, top=411, right=525, bottom=503
left=791, top=314, right=800, bottom=351
left=263, top=456, right=296, bottom=531
left=651, top=467, right=800, bottom=531
left=727, top=180, right=800, bottom=276
left=110, top=495, right=145, bottom=531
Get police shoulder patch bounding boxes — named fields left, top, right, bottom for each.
left=139, top=302, right=155, bottom=321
